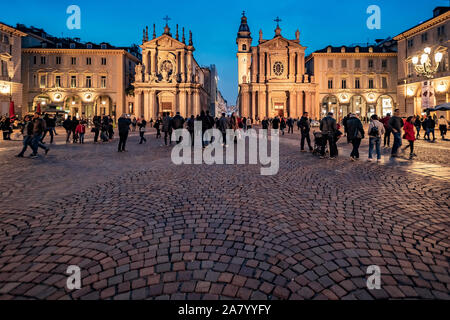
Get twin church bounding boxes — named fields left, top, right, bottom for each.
left=134, top=11, right=401, bottom=121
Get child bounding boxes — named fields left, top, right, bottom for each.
left=75, top=121, right=86, bottom=144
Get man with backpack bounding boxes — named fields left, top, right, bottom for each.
left=367, top=115, right=385, bottom=162
left=346, top=113, right=365, bottom=161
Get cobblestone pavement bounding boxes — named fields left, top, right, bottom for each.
left=0, top=128, right=449, bottom=300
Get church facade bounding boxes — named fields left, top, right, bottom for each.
left=237, top=13, right=317, bottom=120
left=133, top=22, right=209, bottom=120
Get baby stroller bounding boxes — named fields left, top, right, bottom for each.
left=313, top=131, right=328, bottom=156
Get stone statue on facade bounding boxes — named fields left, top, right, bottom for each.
left=135, top=64, right=144, bottom=82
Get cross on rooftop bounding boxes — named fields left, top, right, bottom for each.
left=242, top=11, right=246, bottom=17
left=163, top=15, right=171, bottom=25
left=274, top=16, right=282, bottom=27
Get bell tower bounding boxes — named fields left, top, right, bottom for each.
left=237, top=11, right=252, bottom=85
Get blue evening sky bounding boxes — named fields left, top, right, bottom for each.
left=2, top=0, right=448, bottom=104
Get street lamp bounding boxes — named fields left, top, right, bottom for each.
left=412, top=47, right=444, bottom=78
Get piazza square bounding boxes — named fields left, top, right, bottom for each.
left=0, top=0, right=449, bottom=307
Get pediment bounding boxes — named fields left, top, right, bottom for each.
left=260, top=37, right=304, bottom=50
left=142, top=34, right=186, bottom=50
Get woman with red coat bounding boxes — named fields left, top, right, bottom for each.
left=403, top=116, right=416, bottom=160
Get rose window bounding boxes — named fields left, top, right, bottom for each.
left=273, top=62, right=284, bottom=76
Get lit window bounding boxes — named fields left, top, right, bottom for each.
left=101, top=76, right=107, bottom=88
left=71, top=76, right=77, bottom=88
left=40, top=75, right=47, bottom=88
left=86, top=76, right=92, bottom=88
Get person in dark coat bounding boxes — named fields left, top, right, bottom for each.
left=172, top=112, right=185, bottom=144
left=117, top=114, right=131, bottom=152
left=63, top=116, right=73, bottom=143
left=346, top=113, right=365, bottom=161
left=299, top=112, right=313, bottom=152
left=319, top=112, right=338, bottom=159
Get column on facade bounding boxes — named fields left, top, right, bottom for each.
left=297, top=53, right=304, bottom=82
left=179, top=90, right=187, bottom=117
left=149, top=91, right=156, bottom=120
left=311, top=92, right=317, bottom=120
left=290, top=91, right=297, bottom=119
left=289, top=51, right=295, bottom=81
left=259, top=91, right=267, bottom=119
left=297, top=91, right=303, bottom=116
left=259, top=51, right=265, bottom=82
left=142, top=51, right=149, bottom=76
left=305, top=92, right=311, bottom=115
left=251, top=50, right=258, bottom=82
left=194, top=90, right=200, bottom=116
left=180, top=51, right=185, bottom=82
left=187, top=51, right=193, bottom=83
left=135, top=91, right=142, bottom=118
left=251, top=91, right=256, bottom=120
left=151, top=50, right=156, bottom=75
left=143, top=91, right=150, bottom=121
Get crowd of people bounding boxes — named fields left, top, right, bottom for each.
left=1, top=109, right=449, bottom=162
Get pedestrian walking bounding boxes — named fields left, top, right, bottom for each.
left=381, top=113, right=392, bottom=147
left=346, top=113, right=364, bottom=161
left=63, top=116, right=73, bottom=143
left=100, top=116, right=109, bottom=142
left=117, top=114, right=131, bottom=152
left=367, top=115, right=385, bottom=162
left=108, top=116, right=114, bottom=140
left=92, top=116, right=101, bottom=143
left=414, top=116, right=422, bottom=139
left=438, top=116, right=448, bottom=140
left=71, top=117, right=79, bottom=143
left=132, top=117, right=137, bottom=132
left=187, top=115, right=195, bottom=146
left=319, top=112, right=338, bottom=159
left=16, top=115, right=34, bottom=158
left=30, top=112, right=50, bottom=158
left=388, top=109, right=404, bottom=158
left=154, top=117, right=162, bottom=139
left=172, top=112, right=185, bottom=144
left=299, top=112, right=313, bottom=152
left=218, top=113, right=229, bottom=146
left=162, top=112, right=173, bottom=146
left=402, top=116, right=417, bottom=160
left=138, top=119, right=147, bottom=144
left=280, top=117, right=286, bottom=136
left=76, top=121, right=86, bottom=144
